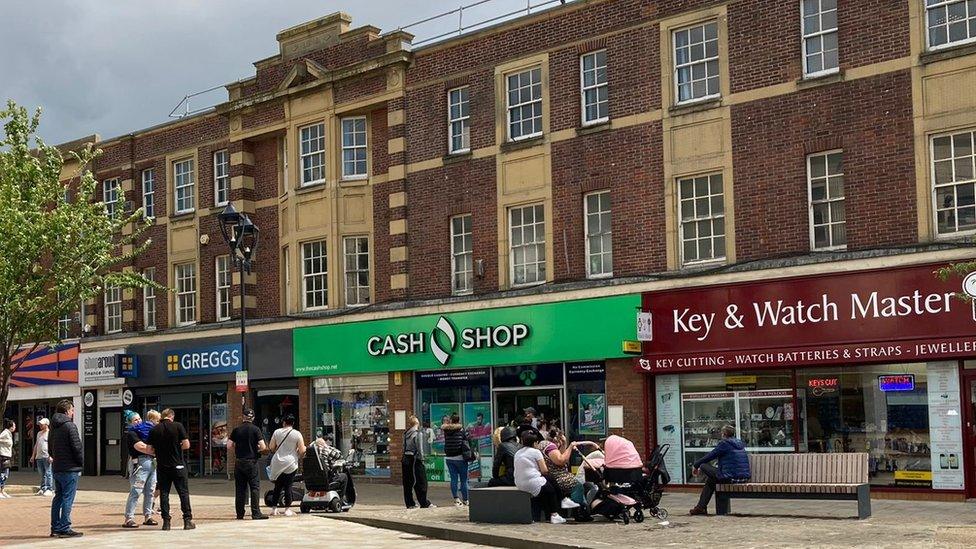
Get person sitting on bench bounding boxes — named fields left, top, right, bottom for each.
left=689, top=425, right=750, bottom=516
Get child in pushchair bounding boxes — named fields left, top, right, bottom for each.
left=578, top=436, right=670, bottom=523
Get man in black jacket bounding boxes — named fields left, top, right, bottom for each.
left=489, top=426, right=518, bottom=486
left=49, top=399, right=83, bottom=538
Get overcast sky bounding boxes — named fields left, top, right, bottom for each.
left=0, top=0, right=552, bottom=145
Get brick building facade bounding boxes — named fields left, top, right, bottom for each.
left=62, top=0, right=976, bottom=499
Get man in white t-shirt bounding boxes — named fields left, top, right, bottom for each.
left=31, top=418, right=53, bottom=496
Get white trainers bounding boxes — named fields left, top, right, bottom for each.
left=271, top=508, right=280, bottom=516
left=454, top=498, right=462, bottom=507
left=550, top=513, right=567, bottom=524
left=284, top=509, right=294, bottom=517
left=560, top=497, right=580, bottom=509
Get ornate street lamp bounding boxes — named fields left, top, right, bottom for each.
left=218, top=203, right=259, bottom=411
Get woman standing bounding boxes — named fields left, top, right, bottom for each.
left=0, top=419, right=15, bottom=499
left=268, top=415, right=305, bottom=516
left=513, top=429, right=565, bottom=524
left=401, top=415, right=433, bottom=508
left=442, top=414, right=470, bottom=506
left=31, top=418, right=53, bottom=496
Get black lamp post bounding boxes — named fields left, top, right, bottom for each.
left=218, top=203, right=259, bottom=412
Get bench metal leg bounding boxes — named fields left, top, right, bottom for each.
left=715, top=493, right=731, bottom=515
left=856, top=485, right=871, bottom=520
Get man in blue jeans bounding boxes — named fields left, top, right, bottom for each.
left=49, top=399, right=84, bottom=538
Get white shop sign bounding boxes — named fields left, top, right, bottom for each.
left=98, top=387, right=124, bottom=408
left=79, top=349, right=125, bottom=387
left=926, top=362, right=965, bottom=490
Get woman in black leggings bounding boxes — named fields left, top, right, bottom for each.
left=513, top=429, right=566, bottom=524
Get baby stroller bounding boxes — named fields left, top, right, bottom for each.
left=636, top=443, right=671, bottom=520
left=577, top=435, right=643, bottom=524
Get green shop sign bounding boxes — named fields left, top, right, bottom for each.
left=293, top=295, right=638, bottom=376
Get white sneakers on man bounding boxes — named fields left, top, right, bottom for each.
left=560, top=497, right=580, bottom=509
left=284, top=509, right=294, bottom=517
left=549, top=513, right=567, bottom=524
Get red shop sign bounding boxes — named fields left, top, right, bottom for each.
left=635, top=262, right=976, bottom=373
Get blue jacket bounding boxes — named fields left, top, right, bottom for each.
left=694, top=437, right=751, bottom=481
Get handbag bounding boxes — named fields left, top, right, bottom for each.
left=460, top=438, right=476, bottom=462
left=265, top=428, right=294, bottom=481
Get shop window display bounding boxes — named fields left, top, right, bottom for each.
left=797, top=363, right=938, bottom=488
left=313, top=375, right=390, bottom=477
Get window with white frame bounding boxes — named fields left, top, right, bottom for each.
left=585, top=190, right=613, bottom=278
left=174, top=262, right=197, bottom=326
left=509, top=204, right=546, bottom=286
left=141, top=169, right=155, bottom=219
left=506, top=67, right=543, bottom=141
left=213, top=150, right=229, bottom=206
left=215, top=255, right=231, bottom=321
left=143, top=267, right=156, bottom=331
left=580, top=50, right=609, bottom=125
left=173, top=158, right=195, bottom=214
left=933, top=129, right=976, bottom=235
left=674, top=21, right=719, bottom=104
left=448, top=86, right=470, bottom=154
left=104, top=283, right=122, bottom=334
left=103, top=178, right=119, bottom=218
left=451, top=214, right=473, bottom=295
left=299, top=123, right=326, bottom=186
left=343, top=236, right=370, bottom=306
left=802, top=0, right=839, bottom=76
left=341, top=117, right=368, bottom=179
left=678, top=173, right=726, bottom=265
left=808, top=151, right=846, bottom=249
left=926, top=0, right=976, bottom=49
left=57, top=292, right=72, bottom=340
left=302, top=240, right=328, bottom=310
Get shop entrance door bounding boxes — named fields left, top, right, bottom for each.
left=493, top=387, right=564, bottom=432
left=965, top=376, right=976, bottom=499
left=172, top=407, right=202, bottom=477
left=101, top=409, right=123, bottom=475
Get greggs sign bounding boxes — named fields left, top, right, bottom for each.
left=636, top=263, right=976, bottom=373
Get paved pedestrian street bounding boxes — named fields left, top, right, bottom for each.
left=1, top=474, right=974, bottom=548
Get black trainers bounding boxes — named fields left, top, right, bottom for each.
left=183, top=519, right=196, bottom=530
left=252, top=514, right=269, bottom=520
left=143, top=517, right=158, bottom=526
left=162, top=519, right=171, bottom=531
left=58, top=530, right=83, bottom=538
left=123, top=519, right=139, bottom=528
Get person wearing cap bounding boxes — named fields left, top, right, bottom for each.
left=122, top=411, right=157, bottom=528
left=227, top=408, right=268, bottom=520
left=30, top=417, right=54, bottom=496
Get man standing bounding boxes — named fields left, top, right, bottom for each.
left=49, top=399, right=83, bottom=538
left=147, top=409, right=195, bottom=530
left=522, top=407, right=538, bottom=429
left=689, top=425, right=751, bottom=516
left=122, top=411, right=157, bottom=528
left=226, top=408, right=269, bottom=520
left=30, top=417, right=53, bottom=496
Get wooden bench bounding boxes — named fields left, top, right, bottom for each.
left=468, top=486, right=543, bottom=523
left=715, top=453, right=871, bottom=519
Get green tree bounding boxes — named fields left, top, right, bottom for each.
left=936, top=261, right=976, bottom=302
left=0, top=101, right=152, bottom=418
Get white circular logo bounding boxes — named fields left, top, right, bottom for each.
left=122, top=389, right=134, bottom=406
left=84, top=392, right=94, bottom=407
left=963, top=272, right=976, bottom=299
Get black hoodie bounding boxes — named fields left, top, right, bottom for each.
left=49, top=412, right=83, bottom=473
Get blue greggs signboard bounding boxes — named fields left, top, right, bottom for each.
left=165, top=343, right=242, bottom=377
